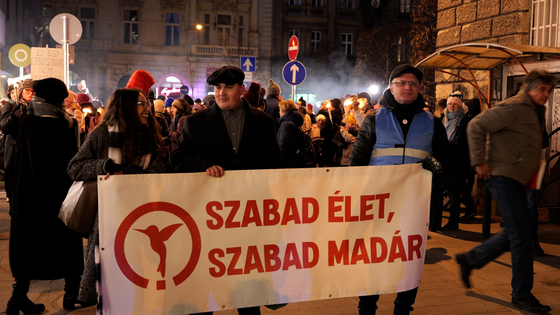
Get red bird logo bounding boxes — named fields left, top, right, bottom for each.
left=135, top=224, right=182, bottom=277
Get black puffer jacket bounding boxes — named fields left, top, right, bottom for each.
left=349, top=89, right=451, bottom=167
left=277, top=109, right=306, bottom=168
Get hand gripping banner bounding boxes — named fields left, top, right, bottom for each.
left=98, top=164, right=432, bottom=314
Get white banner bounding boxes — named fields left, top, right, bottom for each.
left=99, top=164, right=432, bottom=315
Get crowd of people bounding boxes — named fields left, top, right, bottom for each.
left=0, top=64, right=554, bottom=315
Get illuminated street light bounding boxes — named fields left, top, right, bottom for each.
left=369, top=84, right=379, bottom=95
left=196, top=24, right=203, bottom=30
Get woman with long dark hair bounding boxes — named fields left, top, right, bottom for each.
left=67, top=88, right=167, bottom=306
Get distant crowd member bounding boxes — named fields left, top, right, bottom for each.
left=456, top=70, right=555, bottom=314
left=278, top=100, right=306, bottom=168
left=172, top=67, right=283, bottom=315
left=264, top=79, right=282, bottom=122
left=243, top=82, right=262, bottom=108
left=0, top=79, right=32, bottom=202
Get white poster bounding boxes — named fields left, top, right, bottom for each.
left=30, top=47, right=64, bottom=81
left=98, top=164, right=432, bottom=314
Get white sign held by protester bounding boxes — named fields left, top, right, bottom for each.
left=98, top=164, right=432, bottom=315
left=31, top=47, right=64, bottom=81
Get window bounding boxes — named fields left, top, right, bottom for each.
left=289, top=0, right=301, bottom=5
left=217, top=15, right=231, bottom=46
left=289, top=30, right=299, bottom=38
left=341, top=0, right=354, bottom=9
left=400, top=0, right=411, bottom=13
left=311, top=31, right=321, bottom=51
left=123, top=10, right=139, bottom=44
left=238, top=16, right=244, bottom=46
left=531, top=0, right=559, bottom=47
left=204, top=14, right=210, bottom=45
left=312, top=0, right=323, bottom=6
left=165, top=13, right=180, bottom=46
left=43, top=5, right=53, bottom=18
left=341, top=33, right=353, bottom=56
left=397, top=37, right=403, bottom=62
left=80, top=8, right=95, bottom=40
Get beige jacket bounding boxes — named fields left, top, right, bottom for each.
left=467, top=90, right=544, bottom=185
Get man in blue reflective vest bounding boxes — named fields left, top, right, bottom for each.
left=349, top=64, right=450, bottom=314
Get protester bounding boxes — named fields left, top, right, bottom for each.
left=349, top=64, right=450, bottom=315
left=441, top=91, right=473, bottom=231
left=172, top=67, right=283, bottom=314
left=456, top=70, right=555, bottom=314
left=7, top=78, right=85, bottom=314
left=0, top=79, right=33, bottom=203
left=278, top=100, right=306, bottom=168
left=264, top=79, right=282, bottom=122
left=243, top=82, right=262, bottom=108
left=67, top=88, right=167, bottom=306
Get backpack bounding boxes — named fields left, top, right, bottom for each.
left=288, top=121, right=316, bottom=165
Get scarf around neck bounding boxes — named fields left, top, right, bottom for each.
left=107, top=124, right=151, bottom=169
left=444, top=106, right=465, bottom=141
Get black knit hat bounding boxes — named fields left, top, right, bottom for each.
left=389, top=64, right=423, bottom=83
left=33, top=78, right=68, bottom=106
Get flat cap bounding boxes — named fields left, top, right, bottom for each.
left=207, top=66, right=245, bottom=86
left=389, top=64, right=423, bottom=83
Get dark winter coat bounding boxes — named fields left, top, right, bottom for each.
left=0, top=100, right=27, bottom=171
left=9, top=99, right=84, bottom=280
left=172, top=98, right=284, bottom=172
left=265, top=95, right=281, bottom=121
left=277, top=109, right=306, bottom=168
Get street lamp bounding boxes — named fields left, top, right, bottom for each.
left=196, top=24, right=203, bottom=30
left=369, top=84, right=379, bottom=95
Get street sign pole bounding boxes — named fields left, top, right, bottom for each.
left=63, top=15, right=70, bottom=87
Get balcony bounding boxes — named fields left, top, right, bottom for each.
left=191, top=45, right=258, bottom=57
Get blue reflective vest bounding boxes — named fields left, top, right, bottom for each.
left=369, top=107, right=434, bottom=165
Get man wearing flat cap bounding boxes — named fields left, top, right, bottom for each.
left=349, top=64, right=451, bottom=315
left=172, top=66, right=283, bottom=314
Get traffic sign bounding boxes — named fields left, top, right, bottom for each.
left=50, top=13, right=83, bottom=45
left=288, top=35, right=299, bottom=61
left=282, top=60, right=306, bottom=86
left=9, top=44, right=31, bottom=67
left=240, top=56, right=256, bottom=72
left=180, top=85, right=189, bottom=95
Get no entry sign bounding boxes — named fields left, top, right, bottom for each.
left=288, top=35, right=299, bottom=61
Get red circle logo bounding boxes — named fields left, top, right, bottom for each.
left=114, top=202, right=201, bottom=290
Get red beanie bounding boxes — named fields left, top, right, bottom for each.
left=76, top=93, right=91, bottom=105
left=126, top=70, right=155, bottom=95
left=243, top=82, right=261, bottom=107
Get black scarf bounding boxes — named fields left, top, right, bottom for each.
left=380, top=88, right=426, bottom=138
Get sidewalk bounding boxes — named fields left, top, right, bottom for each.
left=0, top=192, right=559, bottom=315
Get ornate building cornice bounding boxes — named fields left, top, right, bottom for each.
left=213, top=0, right=238, bottom=11
left=118, top=0, right=145, bottom=7
left=159, top=0, right=187, bottom=10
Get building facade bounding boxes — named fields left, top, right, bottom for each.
left=436, top=0, right=560, bottom=212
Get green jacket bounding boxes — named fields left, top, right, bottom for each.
left=467, top=90, right=544, bottom=185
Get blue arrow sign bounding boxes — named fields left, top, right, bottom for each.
left=282, top=60, right=306, bottom=86
left=240, top=56, right=256, bottom=72
left=180, top=85, right=189, bottom=95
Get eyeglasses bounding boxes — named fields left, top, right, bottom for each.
left=23, top=88, right=34, bottom=93
left=449, top=93, right=463, bottom=99
left=391, top=81, right=420, bottom=87
left=137, top=101, right=148, bottom=107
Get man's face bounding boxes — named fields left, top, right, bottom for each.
left=389, top=73, right=420, bottom=105
left=21, top=88, right=34, bottom=102
left=527, top=84, right=554, bottom=106
left=214, top=83, right=244, bottom=111
left=193, top=103, right=203, bottom=112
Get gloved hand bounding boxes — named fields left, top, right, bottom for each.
left=104, top=159, right=123, bottom=174
left=421, top=156, right=443, bottom=174
left=12, top=104, right=23, bottom=117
